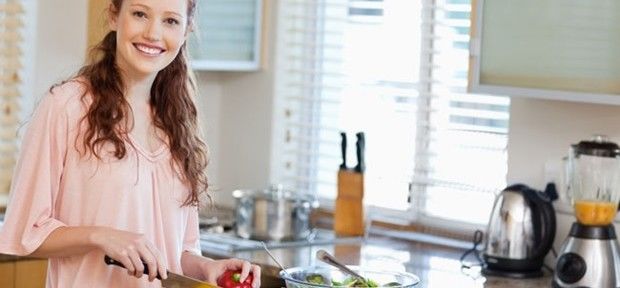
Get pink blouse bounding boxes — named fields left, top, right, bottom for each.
left=0, top=80, right=201, bottom=287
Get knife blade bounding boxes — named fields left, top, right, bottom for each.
left=160, top=272, right=218, bottom=288
left=104, top=255, right=218, bottom=288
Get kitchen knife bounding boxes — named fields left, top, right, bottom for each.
left=104, top=255, right=218, bottom=288
left=354, top=132, right=365, bottom=173
left=340, top=131, right=348, bottom=170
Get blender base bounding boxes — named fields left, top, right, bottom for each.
left=553, top=222, right=620, bottom=288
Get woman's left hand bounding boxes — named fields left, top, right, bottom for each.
left=199, top=258, right=261, bottom=288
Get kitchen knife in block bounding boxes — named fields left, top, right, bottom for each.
left=334, top=132, right=365, bottom=236
left=104, top=255, right=218, bottom=288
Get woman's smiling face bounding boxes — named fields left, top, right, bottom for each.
left=109, top=0, right=189, bottom=80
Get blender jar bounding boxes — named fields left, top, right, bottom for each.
left=567, top=136, right=620, bottom=226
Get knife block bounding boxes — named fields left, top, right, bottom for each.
left=334, top=169, right=364, bottom=236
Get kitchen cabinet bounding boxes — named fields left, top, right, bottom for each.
left=87, top=0, right=108, bottom=50
left=469, top=0, right=620, bottom=105
left=15, top=259, right=47, bottom=288
left=0, top=259, right=47, bottom=288
left=188, top=0, right=263, bottom=71
left=0, top=262, right=15, bottom=287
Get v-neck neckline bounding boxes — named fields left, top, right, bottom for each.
left=126, top=134, right=168, bottom=161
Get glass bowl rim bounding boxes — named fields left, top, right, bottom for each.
left=279, top=265, right=421, bottom=288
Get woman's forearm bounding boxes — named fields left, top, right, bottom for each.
left=181, top=251, right=213, bottom=279
left=29, top=226, right=104, bottom=258
left=32, top=226, right=168, bottom=280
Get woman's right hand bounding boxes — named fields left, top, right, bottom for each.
left=91, top=227, right=167, bottom=282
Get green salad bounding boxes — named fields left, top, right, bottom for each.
left=304, top=273, right=401, bottom=287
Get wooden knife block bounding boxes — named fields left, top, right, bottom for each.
left=334, top=170, right=364, bottom=236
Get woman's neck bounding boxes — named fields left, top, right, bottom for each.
left=123, top=74, right=157, bottom=106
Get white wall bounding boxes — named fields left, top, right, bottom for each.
left=193, top=72, right=224, bottom=203
left=197, top=70, right=276, bottom=208
left=28, top=0, right=88, bottom=116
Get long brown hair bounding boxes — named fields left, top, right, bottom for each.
left=74, top=0, right=207, bottom=206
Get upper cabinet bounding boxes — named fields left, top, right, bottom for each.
left=469, top=0, right=620, bottom=105
left=87, top=0, right=109, bottom=50
left=189, top=0, right=263, bottom=71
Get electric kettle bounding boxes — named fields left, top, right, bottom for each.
left=483, top=183, right=558, bottom=278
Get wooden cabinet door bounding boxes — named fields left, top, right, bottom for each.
left=15, top=260, right=47, bottom=288
left=87, top=0, right=110, bottom=50
left=0, top=262, right=15, bottom=288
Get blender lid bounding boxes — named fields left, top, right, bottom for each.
left=573, top=135, right=620, bottom=157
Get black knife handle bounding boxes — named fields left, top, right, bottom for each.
left=355, top=132, right=365, bottom=173
left=104, top=255, right=162, bottom=280
left=340, top=132, right=347, bottom=170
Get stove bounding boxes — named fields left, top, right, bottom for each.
left=199, top=228, right=363, bottom=253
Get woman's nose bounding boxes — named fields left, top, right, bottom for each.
left=143, top=20, right=162, bottom=41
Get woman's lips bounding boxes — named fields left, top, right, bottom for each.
left=134, top=43, right=165, bottom=56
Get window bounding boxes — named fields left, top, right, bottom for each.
left=274, top=0, right=509, bottom=233
left=0, top=0, right=24, bottom=201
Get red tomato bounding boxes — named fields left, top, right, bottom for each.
left=216, top=270, right=253, bottom=288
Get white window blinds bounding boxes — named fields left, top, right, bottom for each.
left=274, top=0, right=509, bottom=232
left=0, top=0, right=22, bottom=202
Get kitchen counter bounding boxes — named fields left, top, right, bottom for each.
left=0, top=254, right=25, bottom=263
left=201, top=233, right=552, bottom=288
left=0, top=213, right=552, bottom=287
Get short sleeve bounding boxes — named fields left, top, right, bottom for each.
left=0, top=91, right=69, bottom=255
left=182, top=207, right=201, bottom=256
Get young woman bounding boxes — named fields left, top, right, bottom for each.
left=0, top=0, right=261, bottom=287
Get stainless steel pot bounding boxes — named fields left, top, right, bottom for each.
left=232, top=185, right=319, bottom=241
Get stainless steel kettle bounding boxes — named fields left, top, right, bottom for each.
left=482, top=183, right=557, bottom=278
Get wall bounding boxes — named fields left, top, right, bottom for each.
left=507, top=96, right=620, bottom=255
left=23, top=0, right=88, bottom=118
left=196, top=69, right=276, bottom=209
left=193, top=1, right=277, bottom=209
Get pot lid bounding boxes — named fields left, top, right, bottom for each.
left=232, top=185, right=319, bottom=205
left=572, top=135, right=620, bottom=158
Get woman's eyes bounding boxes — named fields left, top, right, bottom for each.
left=132, top=11, right=147, bottom=18
left=164, top=18, right=181, bottom=26
left=131, top=11, right=181, bottom=26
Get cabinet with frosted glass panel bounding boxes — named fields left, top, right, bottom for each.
left=189, top=0, right=263, bottom=71
left=469, top=0, right=620, bottom=105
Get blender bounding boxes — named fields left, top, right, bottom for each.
left=553, top=136, right=620, bottom=288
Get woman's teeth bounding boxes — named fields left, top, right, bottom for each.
left=135, top=44, right=163, bottom=55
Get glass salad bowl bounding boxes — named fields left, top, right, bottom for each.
left=279, top=266, right=421, bottom=288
